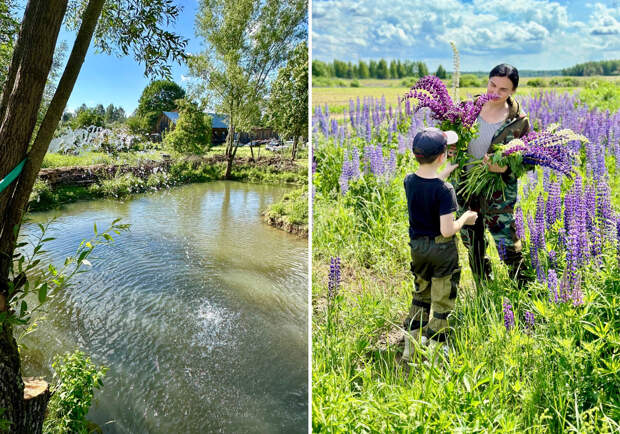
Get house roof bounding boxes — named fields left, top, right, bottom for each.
left=162, top=111, right=179, bottom=124
left=207, top=112, right=229, bottom=129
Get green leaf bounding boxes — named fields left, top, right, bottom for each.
left=38, top=283, right=48, bottom=304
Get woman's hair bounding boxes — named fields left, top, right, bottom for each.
left=489, top=64, right=519, bottom=90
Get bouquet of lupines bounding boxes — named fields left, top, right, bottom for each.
left=458, top=127, right=588, bottom=202
left=403, top=75, right=497, bottom=177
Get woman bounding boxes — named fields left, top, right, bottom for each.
left=455, top=64, right=531, bottom=286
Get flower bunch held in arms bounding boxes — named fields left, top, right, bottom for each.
left=403, top=75, right=496, bottom=177
left=458, top=127, right=587, bottom=202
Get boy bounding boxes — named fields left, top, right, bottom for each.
left=402, top=127, right=478, bottom=360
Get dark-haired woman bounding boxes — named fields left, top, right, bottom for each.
left=455, top=64, right=531, bottom=286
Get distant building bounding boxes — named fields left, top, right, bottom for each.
left=156, top=110, right=275, bottom=145
left=155, top=111, right=179, bottom=135
left=207, top=112, right=229, bottom=144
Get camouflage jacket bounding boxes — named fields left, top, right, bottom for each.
left=471, top=95, right=531, bottom=214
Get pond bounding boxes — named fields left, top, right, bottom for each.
left=19, top=181, right=307, bottom=433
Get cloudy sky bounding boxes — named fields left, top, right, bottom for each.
left=311, top=0, right=620, bottom=71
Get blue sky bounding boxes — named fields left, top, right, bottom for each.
left=311, top=0, right=620, bottom=72
left=60, top=0, right=202, bottom=114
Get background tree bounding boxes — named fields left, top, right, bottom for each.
left=417, top=61, right=429, bottom=77
left=435, top=64, right=447, bottom=79
left=368, top=59, right=377, bottom=78
left=357, top=60, right=369, bottom=79
left=312, top=59, right=328, bottom=77
left=376, top=58, right=389, bottom=79
left=389, top=59, right=397, bottom=79
left=71, top=107, right=104, bottom=129
left=266, top=41, right=307, bottom=160
left=188, top=0, right=307, bottom=178
left=0, top=0, right=18, bottom=86
left=163, top=98, right=211, bottom=154
left=136, top=79, right=185, bottom=132
left=0, top=1, right=186, bottom=430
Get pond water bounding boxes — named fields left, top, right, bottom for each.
left=19, top=181, right=307, bottom=433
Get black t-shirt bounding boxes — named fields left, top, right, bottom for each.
left=404, top=173, right=458, bottom=239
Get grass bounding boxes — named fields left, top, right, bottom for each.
left=41, top=150, right=165, bottom=168
left=312, top=88, right=620, bottom=432
left=264, top=186, right=309, bottom=227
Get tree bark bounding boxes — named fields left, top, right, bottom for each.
left=22, top=378, right=50, bottom=434
left=291, top=135, right=298, bottom=161
left=0, top=0, right=106, bottom=431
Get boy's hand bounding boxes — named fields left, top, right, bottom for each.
left=463, top=210, right=478, bottom=225
left=439, top=162, right=459, bottom=180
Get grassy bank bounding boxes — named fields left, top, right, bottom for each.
left=312, top=88, right=619, bottom=431
left=29, top=154, right=307, bottom=212
left=263, top=186, right=309, bottom=236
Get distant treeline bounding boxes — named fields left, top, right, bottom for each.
left=312, top=59, right=447, bottom=79
left=313, top=58, right=620, bottom=79
left=562, top=60, right=620, bottom=76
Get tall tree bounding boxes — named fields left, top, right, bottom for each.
left=189, top=0, right=307, bottom=178
left=376, top=58, right=389, bottom=79
left=357, top=60, right=369, bottom=79
left=0, top=1, right=186, bottom=431
left=435, top=64, right=447, bottom=79
left=136, top=79, right=185, bottom=132
left=266, top=41, right=307, bottom=160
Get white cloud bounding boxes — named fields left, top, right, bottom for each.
left=311, top=0, right=620, bottom=70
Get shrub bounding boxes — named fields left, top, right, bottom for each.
left=401, top=77, right=417, bottom=87
left=527, top=78, right=546, bottom=87
left=549, top=77, right=581, bottom=87
left=164, top=99, right=211, bottom=154
left=71, top=109, right=104, bottom=130
left=350, top=80, right=360, bottom=88
left=459, top=74, right=482, bottom=87
left=579, top=79, right=620, bottom=112
left=43, top=351, right=107, bottom=434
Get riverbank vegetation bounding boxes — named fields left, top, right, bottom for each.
left=312, top=81, right=619, bottom=431
left=264, top=186, right=309, bottom=236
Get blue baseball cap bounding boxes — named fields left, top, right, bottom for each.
left=412, top=127, right=458, bottom=158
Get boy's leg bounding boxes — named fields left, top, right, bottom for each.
left=404, top=239, right=431, bottom=332
left=425, top=238, right=460, bottom=342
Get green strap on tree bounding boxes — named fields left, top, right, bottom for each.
left=0, top=159, right=27, bottom=194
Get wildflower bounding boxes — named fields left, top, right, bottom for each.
left=514, top=207, right=525, bottom=240
left=503, top=300, right=515, bottom=331
left=547, top=269, right=559, bottom=303
left=328, top=257, right=341, bottom=299
left=497, top=239, right=506, bottom=261
left=524, top=311, right=535, bottom=330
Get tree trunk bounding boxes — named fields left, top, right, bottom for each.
left=225, top=124, right=236, bottom=179
left=291, top=136, right=298, bottom=161
left=0, top=0, right=106, bottom=431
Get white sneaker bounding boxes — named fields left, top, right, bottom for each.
left=402, top=330, right=424, bottom=361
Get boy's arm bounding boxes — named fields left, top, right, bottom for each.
left=439, top=211, right=478, bottom=238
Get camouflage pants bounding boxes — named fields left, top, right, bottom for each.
left=404, top=235, right=460, bottom=342
left=458, top=178, right=525, bottom=285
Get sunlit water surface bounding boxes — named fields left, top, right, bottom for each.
left=20, top=181, right=307, bottom=433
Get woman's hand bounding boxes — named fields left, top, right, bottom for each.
left=483, top=154, right=507, bottom=173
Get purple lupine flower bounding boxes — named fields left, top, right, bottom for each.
left=535, top=195, right=546, bottom=251
left=387, top=149, right=397, bottom=175
left=515, top=207, right=525, bottom=240
left=328, top=257, right=341, bottom=299
left=545, top=180, right=561, bottom=229
left=548, top=250, right=557, bottom=269
left=524, top=311, right=535, bottom=330
left=339, top=158, right=352, bottom=195
left=398, top=133, right=408, bottom=154
left=547, top=269, right=559, bottom=303
left=503, top=300, right=515, bottom=331
left=498, top=239, right=506, bottom=262
left=571, top=273, right=583, bottom=306
left=351, top=147, right=361, bottom=179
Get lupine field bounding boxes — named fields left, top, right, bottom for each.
left=312, top=86, right=620, bottom=431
